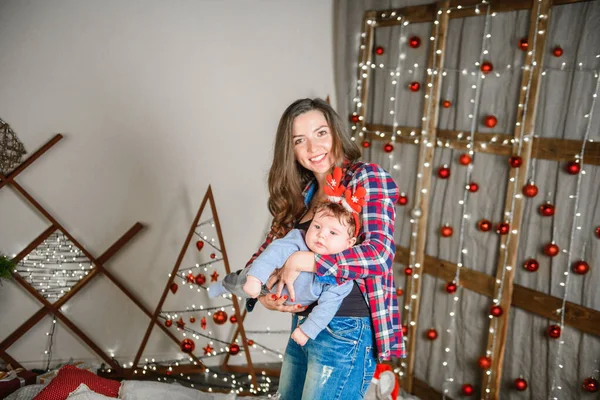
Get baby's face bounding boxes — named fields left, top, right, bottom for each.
left=305, top=211, right=356, bottom=255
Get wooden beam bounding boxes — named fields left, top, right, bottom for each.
left=402, top=1, right=450, bottom=393
left=364, top=124, right=600, bottom=165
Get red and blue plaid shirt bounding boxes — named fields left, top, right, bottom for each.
left=245, top=162, right=405, bottom=361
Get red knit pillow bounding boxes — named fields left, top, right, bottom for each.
left=33, top=365, right=120, bottom=400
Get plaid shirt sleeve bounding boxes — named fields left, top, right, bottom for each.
left=314, top=163, right=399, bottom=283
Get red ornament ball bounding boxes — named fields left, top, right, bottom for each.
left=522, top=183, right=538, bottom=197
left=572, top=260, right=590, bottom=275
left=468, top=182, right=479, bottom=192
left=437, top=165, right=451, bottom=179
left=442, top=100, right=452, bottom=108
left=552, top=46, right=563, bottom=57
left=518, top=38, right=528, bottom=51
left=483, top=115, right=498, bottom=128
left=350, top=114, right=360, bottom=124
left=543, top=243, right=560, bottom=257
left=408, top=36, right=421, bottom=48
left=402, top=324, right=408, bottom=336
left=515, top=377, right=528, bottom=391
left=459, top=153, right=472, bottom=165
left=523, top=259, right=540, bottom=272
left=481, top=61, right=494, bottom=74
left=361, top=140, right=371, bottom=148
left=210, top=253, right=216, bottom=259
left=440, top=225, right=453, bottom=237
left=478, top=356, right=492, bottom=369
left=383, top=143, right=394, bottom=153
left=478, top=219, right=492, bottom=232
left=165, top=319, right=172, bottom=327
left=596, top=226, right=600, bottom=238
left=445, top=281, right=458, bottom=294
left=213, top=310, right=228, bottom=325
left=496, top=222, right=510, bottom=235
left=195, top=274, right=206, bottom=286
left=195, top=240, right=204, bottom=251
left=547, top=324, right=561, bottom=339
left=397, top=194, right=408, bottom=206
left=461, top=383, right=475, bottom=396
left=180, top=338, right=195, bottom=353
left=396, top=288, right=404, bottom=296
left=490, top=305, right=503, bottom=317
left=189, top=316, right=196, bottom=323
left=583, top=377, right=599, bottom=393
left=170, top=282, right=178, bottom=294
left=539, top=202, right=555, bottom=217
left=247, top=339, right=255, bottom=346
left=509, top=155, right=523, bottom=168
left=229, top=315, right=238, bottom=324
left=425, top=328, right=438, bottom=340
left=409, top=82, right=421, bottom=92
left=229, top=343, right=241, bottom=355
left=565, top=161, right=580, bottom=175
left=375, top=46, right=385, bottom=55
left=404, top=267, right=413, bottom=276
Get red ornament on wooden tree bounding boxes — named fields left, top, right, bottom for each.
left=425, top=328, right=438, bottom=340
left=478, top=356, right=492, bottom=369
left=565, top=161, right=580, bottom=175
left=402, top=324, right=408, bottom=335
left=514, top=377, right=528, bottom=391
left=478, top=219, right=492, bottom=232
left=203, top=344, right=214, bottom=355
left=362, top=140, right=371, bottom=148
left=490, top=305, right=503, bottom=317
left=404, top=267, right=413, bottom=276
left=572, top=260, right=590, bottom=275
left=247, top=339, right=255, bottom=346
left=229, top=343, right=241, bottom=355
left=408, top=36, right=421, bottom=48
left=375, top=46, right=385, bottom=55
left=583, top=377, right=599, bottom=393
left=397, top=193, right=408, bottom=206
left=437, top=165, right=451, bottom=179
left=496, top=222, right=510, bottom=235
left=468, top=182, right=479, bottom=192
left=461, top=384, right=475, bottom=396
left=230, top=315, right=238, bottom=324
left=350, top=114, right=360, bottom=124
left=211, top=271, right=219, bottom=282
left=509, top=155, right=523, bottom=168
left=539, top=202, right=555, bottom=217
left=480, top=61, right=494, bottom=74
left=195, top=274, right=206, bottom=286
left=523, top=259, right=540, bottom=272
left=518, top=38, right=528, bottom=51
left=522, top=182, right=538, bottom=197
left=210, top=253, right=216, bottom=259
left=383, top=143, right=394, bottom=153
left=170, top=283, right=178, bottom=294
left=195, top=240, right=204, bottom=251
left=201, top=317, right=207, bottom=330
left=213, top=310, right=228, bottom=325
left=409, top=82, right=421, bottom=92
left=483, top=115, right=497, bottom=128
left=442, top=100, right=452, bottom=108
left=543, top=243, right=560, bottom=257
left=459, top=153, right=472, bottom=165
left=180, top=338, right=195, bottom=353
left=596, top=226, right=600, bottom=238
left=396, top=288, right=404, bottom=296
left=552, top=46, right=563, bottom=57
left=165, top=319, right=172, bottom=327
left=176, top=317, right=185, bottom=330
left=445, top=281, right=458, bottom=294
left=440, top=225, right=453, bottom=237
left=186, top=272, right=195, bottom=284
left=189, top=316, right=196, bottom=323
left=547, top=324, right=561, bottom=339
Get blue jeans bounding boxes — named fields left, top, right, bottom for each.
left=277, top=316, right=376, bottom=400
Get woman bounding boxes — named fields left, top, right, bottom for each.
left=244, top=98, right=405, bottom=400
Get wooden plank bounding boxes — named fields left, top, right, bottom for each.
left=365, top=123, right=600, bottom=165
left=0, top=308, right=47, bottom=352
left=352, top=11, right=377, bottom=143
left=402, top=1, right=450, bottom=393
left=481, top=0, right=551, bottom=397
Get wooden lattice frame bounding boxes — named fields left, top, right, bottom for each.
left=0, top=135, right=150, bottom=373
left=133, top=186, right=258, bottom=389
left=353, top=0, right=599, bottom=399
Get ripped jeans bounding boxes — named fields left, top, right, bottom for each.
left=277, top=316, right=376, bottom=400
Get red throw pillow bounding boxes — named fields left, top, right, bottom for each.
left=33, top=365, right=120, bottom=400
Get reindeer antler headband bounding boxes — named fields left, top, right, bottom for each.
left=323, top=167, right=366, bottom=237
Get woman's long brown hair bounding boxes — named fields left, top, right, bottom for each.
left=267, top=98, right=361, bottom=237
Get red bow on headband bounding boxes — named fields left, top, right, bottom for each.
left=324, top=167, right=366, bottom=236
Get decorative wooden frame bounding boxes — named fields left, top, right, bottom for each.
left=354, top=0, right=596, bottom=398
left=133, top=186, right=258, bottom=388
left=0, top=135, right=147, bottom=373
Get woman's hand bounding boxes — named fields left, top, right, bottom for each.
left=257, top=293, right=306, bottom=313
left=272, top=251, right=315, bottom=301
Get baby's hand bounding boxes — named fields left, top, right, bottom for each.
left=243, top=275, right=262, bottom=298
left=291, top=327, right=309, bottom=346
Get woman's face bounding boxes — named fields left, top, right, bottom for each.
left=292, top=110, right=335, bottom=179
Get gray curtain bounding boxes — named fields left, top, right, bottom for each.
left=334, top=1, right=600, bottom=399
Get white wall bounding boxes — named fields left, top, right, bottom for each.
left=0, top=0, right=335, bottom=369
